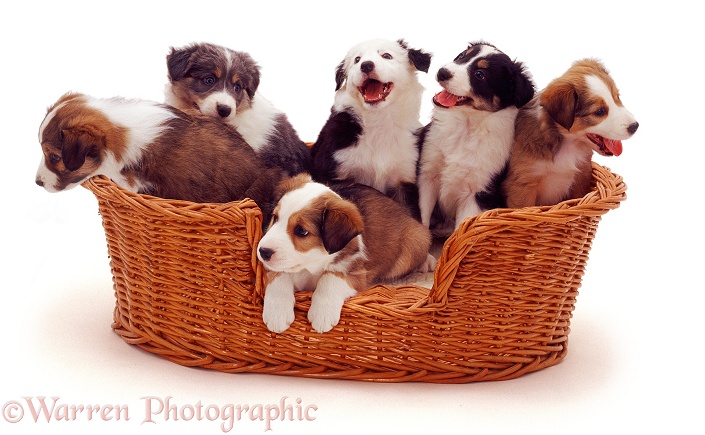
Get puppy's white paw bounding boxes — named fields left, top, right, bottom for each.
left=308, top=298, right=343, bottom=334
left=263, top=300, right=295, bottom=333
left=262, top=274, right=296, bottom=333
left=308, top=273, right=357, bottom=334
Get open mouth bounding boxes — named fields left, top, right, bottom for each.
left=586, top=133, right=623, bottom=156
left=358, top=79, right=393, bottom=104
left=433, top=90, right=470, bottom=108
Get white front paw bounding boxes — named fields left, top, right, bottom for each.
left=263, top=299, right=295, bottom=333
left=262, top=275, right=296, bottom=333
left=307, top=274, right=357, bottom=333
left=308, top=298, right=343, bottom=334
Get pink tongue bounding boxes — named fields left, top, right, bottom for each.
left=364, top=81, right=385, bottom=100
left=604, top=138, right=623, bottom=156
left=434, top=90, right=459, bottom=107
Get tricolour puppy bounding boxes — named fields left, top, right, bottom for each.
left=310, top=38, right=432, bottom=218
left=35, top=92, right=278, bottom=213
left=164, top=42, right=311, bottom=176
left=257, top=174, right=435, bottom=334
left=503, top=59, right=639, bottom=208
left=417, top=41, right=535, bottom=232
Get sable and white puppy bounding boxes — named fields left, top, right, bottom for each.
left=417, top=42, right=535, bottom=232
left=310, top=38, right=432, bottom=217
left=35, top=92, right=277, bottom=212
left=165, top=42, right=311, bottom=176
left=503, top=59, right=639, bottom=208
left=257, top=174, right=434, bottom=334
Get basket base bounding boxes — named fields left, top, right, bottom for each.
left=111, top=310, right=569, bottom=384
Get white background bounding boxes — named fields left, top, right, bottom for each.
left=2, top=1, right=703, bottom=433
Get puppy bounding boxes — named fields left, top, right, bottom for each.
left=310, top=38, right=432, bottom=217
left=257, top=174, right=435, bottom=334
left=417, top=42, right=535, bottom=232
left=35, top=92, right=278, bottom=214
left=164, top=42, right=311, bottom=176
left=503, top=59, right=639, bottom=208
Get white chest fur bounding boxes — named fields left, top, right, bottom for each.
left=429, top=107, right=516, bottom=206
left=231, top=93, right=278, bottom=151
left=533, top=135, right=592, bottom=205
left=333, top=112, right=420, bottom=193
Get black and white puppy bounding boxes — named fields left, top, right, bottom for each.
left=310, top=38, right=432, bottom=217
left=165, top=42, right=311, bottom=176
left=416, top=42, right=535, bottom=232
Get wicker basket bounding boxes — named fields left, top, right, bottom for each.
left=82, top=162, right=626, bottom=383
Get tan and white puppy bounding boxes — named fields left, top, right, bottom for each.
left=35, top=92, right=278, bottom=217
left=503, top=59, right=639, bottom=208
left=257, top=174, right=434, bottom=333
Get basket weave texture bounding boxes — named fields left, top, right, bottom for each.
left=83, top=162, right=626, bottom=383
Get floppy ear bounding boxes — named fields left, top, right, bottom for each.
left=238, top=52, right=261, bottom=98
left=245, top=69, right=260, bottom=99
left=408, top=47, right=432, bottom=73
left=511, top=62, right=536, bottom=108
left=321, top=199, right=364, bottom=254
left=335, top=60, right=346, bottom=91
left=541, top=80, right=578, bottom=130
left=166, top=46, right=196, bottom=81
left=397, top=39, right=432, bottom=73
left=60, top=126, right=103, bottom=171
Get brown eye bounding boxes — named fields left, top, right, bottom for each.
left=293, top=225, right=309, bottom=237
left=354, top=56, right=361, bottom=64
left=594, top=107, right=607, bottom=117
left=475, top=70, right=486, bottom=80
left=49, top=153, right=61, bottom=164
left=381, top=53, right=392, bottom=60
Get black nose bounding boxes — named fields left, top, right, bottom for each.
left=627, top=122, right=639, bottom=135
left=437, top=67, right=453, bottom=82
left=35, top=178, right=44, bottom=187
left=217, top=104, right=232, bottom=118
left=360, top=61, right=374, bottom=74
left=259, top=247, right=274, bottom=262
